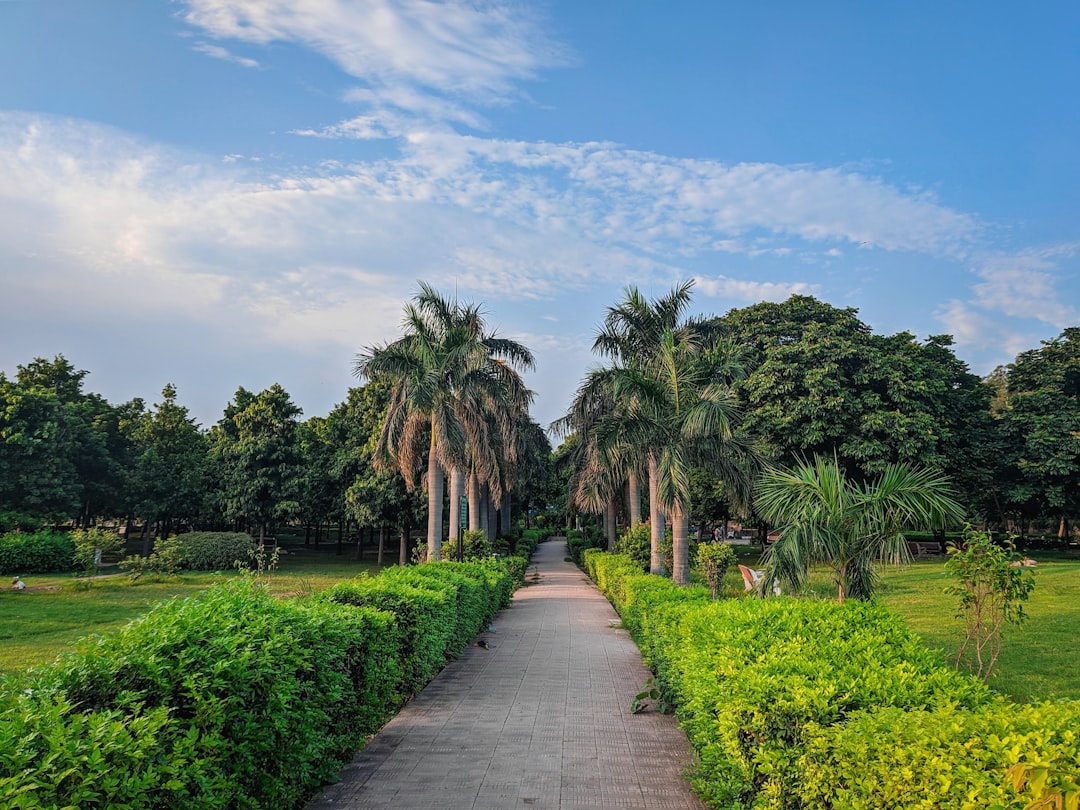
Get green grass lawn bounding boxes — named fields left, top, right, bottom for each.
left=0, top=542, right=383, bottom=677
left=876, top=553, right=1080, bottom=703
left=720, top=545, right=1080, bottom=703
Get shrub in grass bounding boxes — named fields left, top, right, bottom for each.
left=457, top=529, right=493, bottom=561
left=161, top=531, right=256, bottom=571
left=0, top=530, right=75, bottom=575
left=24, top=579, right=401, bottom=809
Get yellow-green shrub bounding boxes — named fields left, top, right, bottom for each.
left=798, top=699, right=1080, bottom=809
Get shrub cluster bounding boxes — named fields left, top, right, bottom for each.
left=0, top=530, right=75, bottom=575
left=585, top=548, right=1080, bottom=809
left=567, top=527, right=605, bottom=565
left=0, top=557, right=517, bottom=809
left=164, top=531, right=257, bottom=571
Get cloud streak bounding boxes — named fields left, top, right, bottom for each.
left=183, top=0, right=572, bottom=134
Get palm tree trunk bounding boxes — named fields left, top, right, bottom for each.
left=468, top=472, right=482, bottom=532
left=649, top=452, right=665, bottom=575
left=499, top=491, right=511, bottom=538
left=605, top=493, right=618, bottom=550
left=628, top=470, right=642, bottom=526
left=448, top=465, right=464, bottom=555
left=486, top=484, right=498, bottom=543
left=427, top=440, right=444, bottom=561
left=671, top=501, right=690, bottom=585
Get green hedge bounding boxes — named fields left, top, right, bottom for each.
left=325, top=575, right=455, bottom=696
left=584, top=549, right=1080, bottom=809
left=0, top=530, right=75, bottom=575
left=5, top=580, right=401, bottom=809
left=163, top=531, right=256, bottom=571
left=567, top=528, right=604, bottom=565
left=0, top=556, right=519, bottom=809
left=798, top=700, right=1080, bottom=809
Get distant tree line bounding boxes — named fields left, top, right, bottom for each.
left=2, top=291, right=1076, bottom=558
left=0, top=354, right=553, bottom=560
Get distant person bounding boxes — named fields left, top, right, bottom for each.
left=11, top=576, right=26, bottom=590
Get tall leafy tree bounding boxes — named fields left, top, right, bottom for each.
left=757, top=455, right=964, bottom=602
left=356, top=283, right=534, bottom=560
left=129, top=384, right=207, bottom=545
left=718, top=296, right=1000, bottom=512
left=208, top=384, right=302, bottom=542
left=1000, top=327, right=1080, bottom=538
left=0, top=373, right=81, bottom=525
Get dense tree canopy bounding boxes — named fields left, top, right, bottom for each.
left=0, top=294, right=1075, bottom=551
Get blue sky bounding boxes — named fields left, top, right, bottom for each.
left=2, top=1, right=1077, bottom=431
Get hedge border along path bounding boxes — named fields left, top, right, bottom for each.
left=306, top=537, right=706, bottom=810
left=584, top=548, right=1080, bottom=810
left=0, top=557, right=513, bottom=810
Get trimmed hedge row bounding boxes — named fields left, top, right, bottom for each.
left=584, top=548, right=1080, bottom=810
left=0, top=558, right=516, bottom=809
left=0, top=530, right=75, bottom=575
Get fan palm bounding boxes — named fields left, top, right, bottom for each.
left=355, top=284, right=533, bottom=560
left=756, top=454, right=965, bottom=602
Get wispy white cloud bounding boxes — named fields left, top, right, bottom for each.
left=191, top=41, right=260, bottom=69
left=693, top=274, right=819, bottom=303
left=971, top=245, right=1080, bottom=328
left=182, top=0, right=571, bottom=134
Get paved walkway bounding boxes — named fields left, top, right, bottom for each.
left=306, top=538, right=705, bottom=810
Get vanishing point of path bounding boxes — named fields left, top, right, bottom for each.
left=306, top=538, right=706, bottom=810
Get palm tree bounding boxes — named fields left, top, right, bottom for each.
left=559, top=283, right=758, bottom=583
left=756, top=454, right=965, bottom=602
left=610, top=327, right=757, bottom=583
left=355, top=283, right=533, bottom=560
left=591, top=282, right=699, bottom=573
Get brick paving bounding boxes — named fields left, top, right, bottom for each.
left=306, top=537, right=705, bottom=810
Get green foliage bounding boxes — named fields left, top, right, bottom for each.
left=616, top=522, right=651, bottom=571
left=119, top=544, right=183, bottom=581
left=758, top=454, right=965, bottom=602
left=567, top=528, right=604, bottom=565
left=12, top=579, right=402, bottom=809
left=717, top=298, right=1002, bottom=516
left=582, top=548, right=1003, bottom=810
left=1008, top=760, right=1080, bottom=810
left=498, top=554, right=529, bottom=588
left=0, top=693, right=205, bottom=810
left=0, top=530, right=75, bottom=575
left=946, top=525, right=1036, bottom=682
left=325, top=573, right=455, bottom=694
left=72, top=527, right=124, bottom=583
left=695, top=541, right=737, bottom=598
left=1000, top=327, right=1080, bottom=524
left=630, top=676, right=674, bottom=714
left=798, top=699, right=1080, bottom=810
left=458, top=528, right=493, bottom=561
left=162, top=531, right=256, bottom=572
